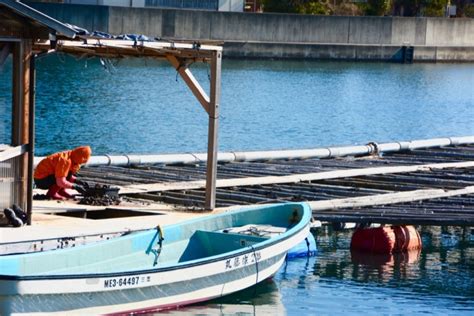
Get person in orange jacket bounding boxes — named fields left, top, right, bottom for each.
left=34, top=146, right=91, bottom=200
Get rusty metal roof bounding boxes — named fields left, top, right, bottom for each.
left=0, top=0, right=77, bottom=39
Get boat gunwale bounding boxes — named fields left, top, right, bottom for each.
left=0, top=203, right=312, bottom=281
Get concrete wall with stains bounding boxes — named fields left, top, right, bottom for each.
left=27, top=3, right=474, bottom=61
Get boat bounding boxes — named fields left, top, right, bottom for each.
left=0, top=202, right=311, bottom=315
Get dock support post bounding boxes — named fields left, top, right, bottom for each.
left=26, top=54, right=35, bottom=225
left=12, top=40, right=32, bottom=223
left=166, top=51, right=222, bottom=210
left=205, top=51, right=221, bottom=210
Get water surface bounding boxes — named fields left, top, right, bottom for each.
left=164, top=227, right=474, bottom=315
left=0, top=57, right=473, bottom=315
left=1, top=57, right=473, bottom=155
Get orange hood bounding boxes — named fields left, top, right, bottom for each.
left=70, top=146, right=91, bottom=165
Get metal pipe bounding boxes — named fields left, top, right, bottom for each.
left=26, top=54, right=35, bottom=225
left=33, top=136, right=474, bottom=168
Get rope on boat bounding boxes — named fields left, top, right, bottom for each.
left=250, top=245, right=260, bottom=285
left=146, top=225, right=165, bottom=266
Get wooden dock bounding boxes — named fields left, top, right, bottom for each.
left=76, top=143, right=474, bottom=227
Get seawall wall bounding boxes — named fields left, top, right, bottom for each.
left=29, top=3, right=474, bottom=61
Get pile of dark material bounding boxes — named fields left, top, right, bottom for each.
left=78, top=184, right=121, bottom=206
left=33, top=194, right=49, bottom=200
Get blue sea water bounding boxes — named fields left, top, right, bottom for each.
left=1, top=56, right=473, bottom=315
left=164, top=227, right=474, bottom=316
left=1, top=56, right=473, bottom=155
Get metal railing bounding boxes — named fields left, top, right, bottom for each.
left=0, top=155, right=24, bottom=210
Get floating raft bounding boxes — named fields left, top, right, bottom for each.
left=77, top=140, right=474, bottom=226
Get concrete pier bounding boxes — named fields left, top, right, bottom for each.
left=29, top=3, right=474, bottom=62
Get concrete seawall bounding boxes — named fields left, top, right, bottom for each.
left=30, top=3, right=474, bottom=62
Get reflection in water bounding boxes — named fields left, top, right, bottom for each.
left=157, top=279, right=284, bottom=315
left=351, top=249, right=421, bottom=283
left=166, top=231, right=472, bottom=316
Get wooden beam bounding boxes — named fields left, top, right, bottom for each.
left=308, top=186, right=474, bottom=212
left=166, top=54, right=210, bottom=114
left=118, top=160, right=474, bottom=194
left=0, top=145, right=27, bottom=162
left=205, top=51, right=222, bottom=210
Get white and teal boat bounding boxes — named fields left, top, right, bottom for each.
left=0, top=202, right=311, bottom=315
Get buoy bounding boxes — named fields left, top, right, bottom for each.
left=350, top=225, right=422, bottom=254
left=287, top=231, right=317, bottom=258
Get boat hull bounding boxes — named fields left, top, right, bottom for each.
left=0, top=203, right=311, bottom=315
left=1, top=226, right=307, bottom=315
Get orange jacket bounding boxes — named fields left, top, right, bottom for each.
left=34, top=146, right=91, bottom=179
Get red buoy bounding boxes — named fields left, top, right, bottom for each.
left=350, top=225, right=422, bottom=254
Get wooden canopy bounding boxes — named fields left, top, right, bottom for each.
left=33, top=38, right=223, bottom=118
left=1, top=0, right=223, bottom=225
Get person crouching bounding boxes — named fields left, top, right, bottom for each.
left=34, top=146, right=91, bottom=200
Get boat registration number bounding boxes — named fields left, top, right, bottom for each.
left=103, top=275, right=150, bottom=289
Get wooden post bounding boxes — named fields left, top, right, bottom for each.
left=166, top=52, right=222, bottom=210
left=26, top=54, right=36, bottom=225
left=205, top=51, right=222, bottom=210
left=11, top=40, right=31, bottom=221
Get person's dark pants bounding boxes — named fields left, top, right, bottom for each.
left=34, top=172, right=74, bottom=189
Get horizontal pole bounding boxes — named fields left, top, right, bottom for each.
left=34, top=135, right=474, bottom=168
left=0, top=38, right=22, bottom=42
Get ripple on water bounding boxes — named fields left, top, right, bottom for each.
left=2, top=57, right=473, bottom=154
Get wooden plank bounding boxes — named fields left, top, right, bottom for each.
left=166, top=54, right=210, bottom=114
left=308, top=186, right=474, bottom=211
left=0, top=201, right=205, bottom=244
left=0, top=145, right=27, bottom=162
left=119, top=160, right=474, bottom=194
left=313, top=214, right=474, bottom=226
left=213, top=186, right=474, bottom=226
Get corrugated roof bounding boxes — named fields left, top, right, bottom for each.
left=0, top=0, right=77, bottom=39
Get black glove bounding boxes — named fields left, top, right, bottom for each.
left=73, top=184, right=88, bottom=195
left=75, top=179, right=89, bottom=188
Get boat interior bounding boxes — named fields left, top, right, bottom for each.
left=0, top=204, right=306, bottom=277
